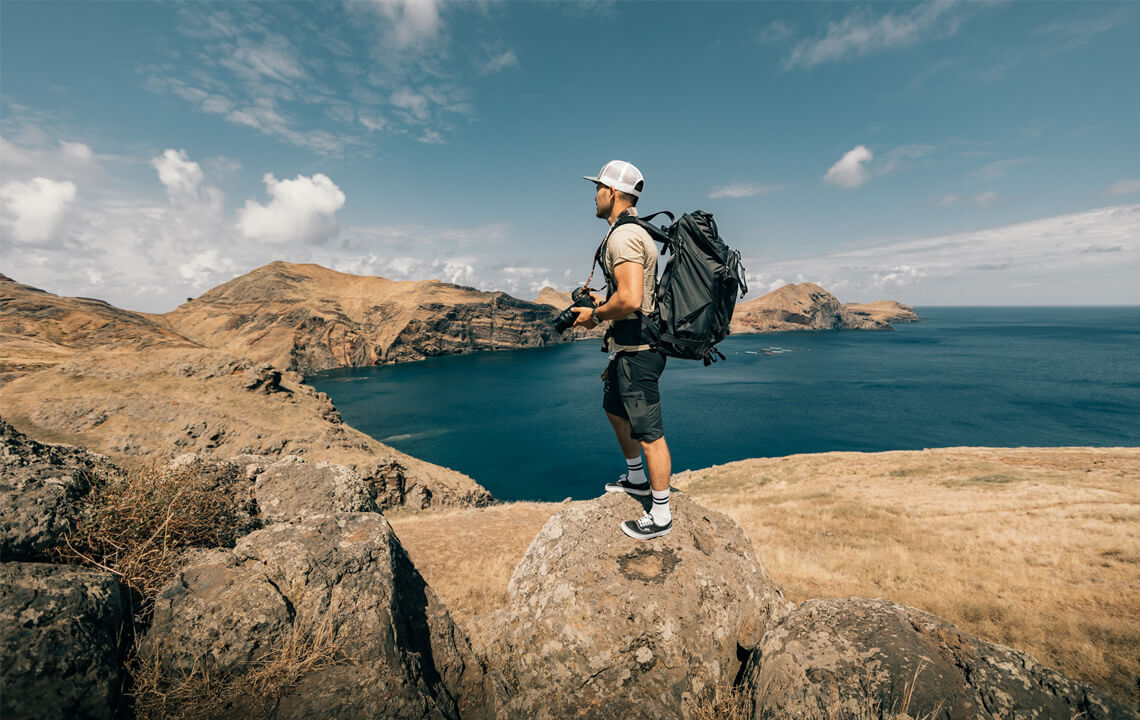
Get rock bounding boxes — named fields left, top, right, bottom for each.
left=731, top=282, right=893, bottom=334
left=0, top=417, right=119, bottom=561
left=241, top=363, right=284, bottom=393
left=0, top=562, right=126, bottom=720
left=254, top=456, right=378, bottom=522
left=844, top=300, right=922, bottom=324
left=145, top=512, right=496, bottom=720
left=747, top=597, right=1137, bottom=720
left=494, top=492, right=790, bottom=719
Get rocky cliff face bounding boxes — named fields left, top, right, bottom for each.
left=731, top=282, right=892, bottom=334
left=844, top=299, right=922, bottom=324
left=160, top=262, right=566, bottom=376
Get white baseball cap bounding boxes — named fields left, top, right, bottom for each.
left=584, top=160, right=644, bottom=197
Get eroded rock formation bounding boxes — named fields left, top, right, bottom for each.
left=748, top=597, right=1135, bottom=720
left=145, top=512, right=497, bottom=720
left=489, top=492, right=791, bottom=718
left=160, top=261, right=565, bottom=375
left=731, top=282, right=892, bottom=334
left=0, top=563, right=126, bottom=720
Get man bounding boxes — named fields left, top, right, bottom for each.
left=572, top=160, right=673, bottom=540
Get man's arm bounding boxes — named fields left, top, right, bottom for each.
left=573, top=261, right=642, bottom=328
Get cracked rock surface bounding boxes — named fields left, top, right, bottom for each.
left=0, top=417, right=119, bottom=561
left=144, top=512, right=496, bottom=720
left=0, top=562, right=126, bottom=720
left=747, top=597, right=1138, bottom=720
left=490, top=492, right=790, bottom=719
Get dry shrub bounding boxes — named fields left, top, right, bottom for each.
left=131, top=623, right=340, bottom=720
left=685, top=684, right=751, bottom=720
left=56, top=461, right=255, bottom=611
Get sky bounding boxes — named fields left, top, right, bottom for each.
left=1, top=0, right=1138, bottom=312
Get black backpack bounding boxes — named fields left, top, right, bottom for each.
left=605, top=210, right=748, bottom=365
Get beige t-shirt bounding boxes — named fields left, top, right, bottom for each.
left=603, top=211, right=657, bottom=352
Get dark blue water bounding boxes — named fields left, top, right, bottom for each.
left=311, top=308, right=1140, bottom=502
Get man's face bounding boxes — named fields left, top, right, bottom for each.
left=594, top=183, right=613, bottom=219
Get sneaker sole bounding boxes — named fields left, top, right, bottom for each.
left=605, top=484, right=651, bottom=497
left=621, top=521, right=672, bottom=540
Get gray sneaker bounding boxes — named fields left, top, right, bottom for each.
left=604, top=473, right=651, bottom=497
left=621, top=512, right=673, bottom=540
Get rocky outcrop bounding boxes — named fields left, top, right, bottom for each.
left=747, top=597, right=1136, bottom=720
left=0, top=349, right=493, bottom=511
left=159, top=261, right=566, bottom=376
left=490, top=492, right=790, bottom=719
left=844, top=300, right=922, bottom=324
left=0, top=562, right=126, bottom=720
left=253, top=456, right=379, bottom=522
left=731, top=282, right=892, bottom=334
left=145, top=512, right=496, bottom=720
left=0, top=417, right=120, bottom=561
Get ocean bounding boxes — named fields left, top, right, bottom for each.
left=310, top=307, right=1140, bottom=502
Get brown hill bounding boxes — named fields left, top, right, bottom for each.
left=159, top=261, right=566, bottom=376
left=845, top=299, right=921, bottom=324
left=731, top=282, right=890, bottom=334
left=0, top=275, right=491, bottom=510
left=0, top=275, right=195, bottom=383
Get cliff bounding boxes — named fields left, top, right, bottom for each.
left=0, top=275, right=492, bottom=510
left=844, top=299, right=922, bottom=324
left=731, top=282, right=891, bottom=334
left=159, top=261, right=566, bottom=376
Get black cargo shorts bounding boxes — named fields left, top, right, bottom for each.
left=602, top=349, right=667, bottom=442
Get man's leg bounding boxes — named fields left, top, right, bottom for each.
left=604, top=411, right=650, bottom=494
left=639, top=435, right=671, bottom=492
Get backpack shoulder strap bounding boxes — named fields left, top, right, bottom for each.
left=613, top=211, right=676, bottom=252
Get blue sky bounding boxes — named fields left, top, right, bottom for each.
left=2, top=0, right=1138, bottom=311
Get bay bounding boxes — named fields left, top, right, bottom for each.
left=310, top=307, right=1140, bottom=502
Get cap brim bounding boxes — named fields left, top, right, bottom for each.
left=583, top=175, right=601, bottom=184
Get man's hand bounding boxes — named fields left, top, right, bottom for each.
left=571, top=306, right=598, bottom=329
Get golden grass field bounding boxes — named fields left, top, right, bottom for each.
left=389, top=447, right=1140, bottom=710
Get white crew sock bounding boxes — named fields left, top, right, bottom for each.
left=650, top=488, right=671, bottom=526
left=625, top=456, right=647, bottom=485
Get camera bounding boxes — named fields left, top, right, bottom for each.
left=552, top=287, right=598, bottom=334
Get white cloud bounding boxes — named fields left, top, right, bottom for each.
left=391, top=88, right=431, bottom=121
left=180, top=248, right=238, bottom=288
left=973, top=190, right=998, bottom=207
left=757, top=20, right=794, bottom=44
left=786, top=1, right=971, bottom=69
left=237, top=172, right=347, bottom=245
left=59, top=141, right=94, bottom=164
left=709, top=183, right=783, bottom=199
left=482, top=50, right=519, bottom=74
left=152, top=149, right=204, bottom=199
left=824, top=145, right=873, bottom=189
left=880, top=144, right=934, bottom=175
left=971, top=158, right=1030, bottom=181
left=745, top=204, right=1140, bottom=305
left=370, top=0, right=444, bottom=49
left=938, top=193, right=960, bottom=207
left=0, top=177, right=77, bottom=245
left=1107, top=179, right=1140, bottom=196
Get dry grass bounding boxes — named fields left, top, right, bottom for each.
left=56, top=462, right=254, bottom=609
left=131, top=623, right=341, bottom=720
left=391, top=447, right=1140, bottom=709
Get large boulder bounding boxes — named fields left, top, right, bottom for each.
left=748, top=597, right=1137, bottom=720
left=145, top=512, right=496, bottom=720
left=253, top=456, right=378, bottom=522
left=0, top=417, right=119, bottom=560
left=0, top=562, right=126, bottom=720
left=494, top=492, right=790, bottom=719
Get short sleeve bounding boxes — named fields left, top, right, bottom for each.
left=605, top=226, right=650, bottom=270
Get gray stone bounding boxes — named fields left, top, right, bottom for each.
left=747, top=597, right=1137, bottom=720
left=145, top=512, right=496, bottom=720
left=0, top=562, right=125, bottom=720
left=0, top=418, right=118, bottom=561
left=494, top=492, right=791, bottom=719
left=254, top=456, right=378, bottom=522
